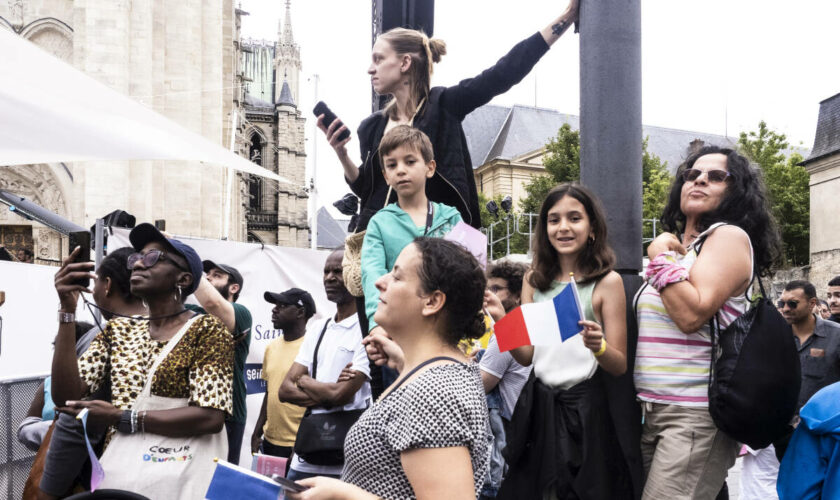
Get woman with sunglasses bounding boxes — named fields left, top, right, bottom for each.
left=50, top=223, right=233, bottom=499
left=634, top=146, right=781, bottom=498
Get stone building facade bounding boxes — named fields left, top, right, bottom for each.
left=0, top=0, right=309, bottom=264
left=239, top=0, right=308, bottom=247
left=802, top=92, right=840, bottom=293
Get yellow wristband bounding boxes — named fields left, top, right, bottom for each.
left=593, top=339, right=607, bottom=357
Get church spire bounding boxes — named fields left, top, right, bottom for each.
left=282, top=0, right=294, bottom=45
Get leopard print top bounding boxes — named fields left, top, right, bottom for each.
left=78, top=314, right=233, bottom=415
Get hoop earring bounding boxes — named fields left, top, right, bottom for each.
left=173, top=286, right=182, bottom=303
left=142, top=299, right=149, bottom=310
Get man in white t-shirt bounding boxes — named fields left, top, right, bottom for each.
left=278, top=248, right=371, bottom=480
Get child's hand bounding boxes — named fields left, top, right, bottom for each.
left=579, top=320, right=605, bottom=352
left=483, top=290, right=506, bottom=322
left=647, top=232, right=686, bottom=261
left=337, top=363, right=355, bottom=382
left=363, top=329, right=404, bottom=372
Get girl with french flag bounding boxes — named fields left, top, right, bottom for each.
left=496, top=184, right=637, bottom=499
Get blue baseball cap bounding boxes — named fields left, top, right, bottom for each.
left=128, top=223, right=203, bottom=296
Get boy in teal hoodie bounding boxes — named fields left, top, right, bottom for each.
left=361, top=125, right=462, bottom=338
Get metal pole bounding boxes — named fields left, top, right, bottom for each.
left=93, top=218, right=104, bottom=324
left=506, top=217, right=510, bottom=256
left=310, top=74, right=320, bottom=250
left=488, top=223, right=493, bottom=261
left=223, top=110, right=238, bottom=240
left=579, top=0, right=642, bottom=274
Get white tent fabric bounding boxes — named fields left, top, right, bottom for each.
left=0, top=28, right=289, bottom=183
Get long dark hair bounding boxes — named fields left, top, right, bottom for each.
left=413, top=237, right=486, bottom=346
left=661, top=145, right=781, bottom=274
left=529, top=184, right=615, bottom=291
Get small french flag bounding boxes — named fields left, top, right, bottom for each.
left=494, top=274, right=585, bottom=352
left=205, top=459, right=283, bottom=500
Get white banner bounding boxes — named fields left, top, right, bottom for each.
left=0, top=260, right=96, bottom=380
left=1, top=229, right=334, bottom=466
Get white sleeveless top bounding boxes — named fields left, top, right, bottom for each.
left=532, top=279, right=600, bottom=390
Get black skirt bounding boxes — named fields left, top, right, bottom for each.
left=498, top=371, right=635, bottom=500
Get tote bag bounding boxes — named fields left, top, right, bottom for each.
left=99, top=315, right=228, bottom=499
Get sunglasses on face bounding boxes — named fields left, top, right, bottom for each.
left=127, top=249, right=189, bottom=272
left=681, top=168, right=731, bottom=183
left=776, top=300, right=800, bottom=310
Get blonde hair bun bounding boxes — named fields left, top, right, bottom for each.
left=428, top=38, right=447, bottom=63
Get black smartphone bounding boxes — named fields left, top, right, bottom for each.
left=68, top=230, right=92, bottom=288
left=313, top=101, right=351, bottom=142
left=270, top=474, right=309, bottom=493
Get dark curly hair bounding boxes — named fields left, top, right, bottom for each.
left=661, top=146, right=782, bottom=275
left=487, top=260, right=527, bottom=296
left=98, top=247, right=138, bottom=302
left=530, top=183, right=616, bottom=291
left=413, top=237, right=486, bottom=346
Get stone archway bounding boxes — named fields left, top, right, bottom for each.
left=18, top=17, right=73, bottom=61
left=0, top=165, right=71, bottom=265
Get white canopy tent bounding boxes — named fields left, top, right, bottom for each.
left=0, top=28, right=289, bottom=183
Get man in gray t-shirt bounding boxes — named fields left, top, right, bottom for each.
left=480, top=335, right=531, bottom=418
left=478, top=260, right=531, bottom=498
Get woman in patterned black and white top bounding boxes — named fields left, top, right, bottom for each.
left=288, top=238, right=491, bottom=500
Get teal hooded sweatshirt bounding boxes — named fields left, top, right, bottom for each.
left=361, top=201, right=462, bottom=331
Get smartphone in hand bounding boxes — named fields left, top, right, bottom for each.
left=271, top=474, right=310, bottom=493
left=68, top=230, right=92, bottom=288
left=313, top=101, right=351, bottom=142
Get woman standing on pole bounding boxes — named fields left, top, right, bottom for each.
left=318, top=0, right=580, bottom=231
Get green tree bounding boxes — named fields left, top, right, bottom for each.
left=642, top=137, right=672, bottom=241
left=520, top=123, right=580, bottom=214
left=738, top=121, right=809, bottom=265
left=516, top=126, right=672, bottom=247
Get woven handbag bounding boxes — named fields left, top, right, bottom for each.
left=342, top=185, right=392, bottom=297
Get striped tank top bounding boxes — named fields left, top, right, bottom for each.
left=634, top=224, right=753, bottom=407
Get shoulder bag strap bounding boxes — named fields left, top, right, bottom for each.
left=139, top=314, right=202, bottom=397
left=310, top=319, right=331, bottom=380
left=423, top=201, right=434, bottom=236
left=386, top=356, right=460, bottom=396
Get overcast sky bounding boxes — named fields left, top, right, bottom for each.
left=239, top=0, right=840, bottom=216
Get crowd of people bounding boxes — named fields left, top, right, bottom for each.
left=13, top=1, right=840, bottom=498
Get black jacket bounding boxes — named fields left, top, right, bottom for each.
left=348, top=32, right=550, bottom=231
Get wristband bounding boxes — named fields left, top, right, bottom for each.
left=58, top=311, right=76, bottom=323
left=593, top=339, right=607, bottom=357
left=117, top=410, right=134, bottom=434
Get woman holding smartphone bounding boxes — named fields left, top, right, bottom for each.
left=318, top=0, right=580, bottom=231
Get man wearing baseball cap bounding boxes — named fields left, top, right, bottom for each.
left=251, top=288, right=316, bottom=459
left=192, top=259, right=253, bottom=465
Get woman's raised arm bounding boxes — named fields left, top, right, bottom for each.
left=439, top=0, right=579, bottom=119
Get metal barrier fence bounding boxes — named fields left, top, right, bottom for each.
left=1, top=375, right=46, bottom=499
left=484, top=215, right=662, bottom=260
